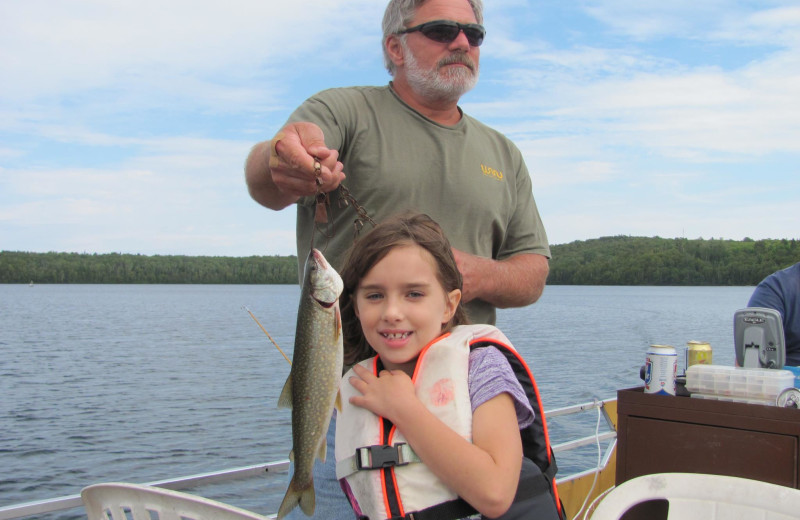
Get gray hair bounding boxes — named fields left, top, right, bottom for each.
left=381, top=0, right=484, bottom=76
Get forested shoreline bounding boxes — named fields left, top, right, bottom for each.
left=0, top=252, right=298, bottom=284
left=2, top=236, right=798, bottom=286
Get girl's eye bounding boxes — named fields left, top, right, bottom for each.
left=364, top=292, right=383, bottom=301
left=407, top=291, right=424, bottom=299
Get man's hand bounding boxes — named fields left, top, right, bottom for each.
left=245, top=122, right=345, bottom=210
left=270, top=122, right=345, bottom=198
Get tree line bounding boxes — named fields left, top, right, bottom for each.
left=546, top=236, right=798, bottom=285
left=1, top=236, right=798, bottom=286
left=0, top=252, right=298, bottom=284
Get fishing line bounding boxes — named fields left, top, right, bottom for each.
left=582, top=485, right=614, bottom=520
left=308, top=164, right=377, bottom=256
left=243, top=305, right=292, bottom=365
left=573, top=399, right=604, bottom=520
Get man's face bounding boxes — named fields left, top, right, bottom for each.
left=397, top=0, right=481, bottom=103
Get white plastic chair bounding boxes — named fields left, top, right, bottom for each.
left=590, top=472, right=800, bottom=520
left=81, top=482, right=270, bottom=520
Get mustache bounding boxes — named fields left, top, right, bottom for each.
left=438, top=52, right=475, bottom=71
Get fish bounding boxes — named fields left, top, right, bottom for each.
left=277, top=248, right=344, bottom=519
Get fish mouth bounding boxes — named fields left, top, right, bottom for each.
left=310, top=248, right=329, bottom=269
left=314, top=296, right=338, bottom=309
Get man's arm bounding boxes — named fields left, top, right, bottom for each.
left=453, top=250, right=549, bottom=308
left=244, top=122, right=345, bottom=211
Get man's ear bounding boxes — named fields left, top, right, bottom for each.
left=385, top=35, right=405, bottom=68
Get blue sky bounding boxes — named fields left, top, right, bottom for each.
left=1, top=0, right=798, bottom=257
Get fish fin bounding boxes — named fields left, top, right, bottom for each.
left=335, top=389, right=342, bottom=412
left=276, top=478, right=315, bottom=519
left=277, top=374, right=292, bottom=409
left=333, top=305, right=342, bottom=340
left=299, top=483, right=316, bottom=515
left=317, top=435, right=327, bottom=463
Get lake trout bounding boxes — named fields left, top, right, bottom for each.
left=277, top=248, right=343, bottom=519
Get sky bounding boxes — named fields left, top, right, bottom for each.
left=1, top=0, right=799, bottom=257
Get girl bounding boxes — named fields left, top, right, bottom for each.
left=334, top=213, right=562, bottom=520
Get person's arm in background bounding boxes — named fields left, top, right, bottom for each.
left=453, top=250, right=549, bottom=308
left=244, top=122, right=345, bottom=210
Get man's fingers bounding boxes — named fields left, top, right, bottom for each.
left=268, top=124, right=345, bottom=196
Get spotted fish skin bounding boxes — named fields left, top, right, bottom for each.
left=276, top=249, right=343, bottom=519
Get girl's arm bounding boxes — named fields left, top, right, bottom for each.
left=348, top=364, right=523, bottom=518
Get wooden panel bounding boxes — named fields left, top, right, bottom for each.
left=622, top=416, right=797, bottom=486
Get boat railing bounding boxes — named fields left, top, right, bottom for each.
left=0, top=398, right=616, bottom=520
left=548, top=398, right=617, bottom=482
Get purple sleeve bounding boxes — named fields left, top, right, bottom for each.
left=468, top=346, right=535, bottom=429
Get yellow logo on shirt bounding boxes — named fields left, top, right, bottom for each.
left=481, top=164, right=504, bottom=181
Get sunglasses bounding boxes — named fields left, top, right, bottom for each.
left=397, top=20, right=486, bottom=47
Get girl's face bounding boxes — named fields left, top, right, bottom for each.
left=354, top=243, right=461, bottom=375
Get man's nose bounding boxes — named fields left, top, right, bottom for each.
left=448, top=29, right=472, bottom=52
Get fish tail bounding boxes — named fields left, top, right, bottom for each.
left=277, top=477, right=315, bottom=519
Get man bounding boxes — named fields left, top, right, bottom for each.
left=245, top=0, right=550, bottom=517
left=748, top=262, right=800, bottom=366
left=245, top=0, right=550, bottom=326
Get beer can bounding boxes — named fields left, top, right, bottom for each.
left=645, top=344, right=677, bottom=396
left=686, top=340, right=712, bottom=368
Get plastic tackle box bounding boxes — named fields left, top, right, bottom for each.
left=686, top=364, right=794, bottom=405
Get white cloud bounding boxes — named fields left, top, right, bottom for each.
left=0, top=0, right=383, bottom=105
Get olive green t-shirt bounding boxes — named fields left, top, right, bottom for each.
left=287, top=84, right=550, bottom=325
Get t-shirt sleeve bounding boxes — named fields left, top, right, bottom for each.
left=468, top=346, right=535, bottom=429
left=748, top=276, right=787, bottom=318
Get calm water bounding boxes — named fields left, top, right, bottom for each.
left=0, top=284, right=753, bottom=518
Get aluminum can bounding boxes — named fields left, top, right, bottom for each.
left=645, top=344, right=677, bottom=395
left=686, top=340, right=712, bottom=368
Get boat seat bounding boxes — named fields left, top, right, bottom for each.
left=589, top=472, right=800, bottom=520
left=81, top=482, right=270, bottom=520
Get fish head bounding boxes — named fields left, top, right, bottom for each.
left=304, top=249, right=343, bottom=307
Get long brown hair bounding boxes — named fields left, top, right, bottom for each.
left=339, top=212, right=469, bottom=366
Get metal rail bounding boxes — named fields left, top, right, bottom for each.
left=0, top=461, right=289, bottom=520
left=546, top=398, right=617, bottom=482
left=0, top=399, right=616, bottom=520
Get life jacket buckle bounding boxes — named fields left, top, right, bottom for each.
left=355, top=443, right=411, bottom=470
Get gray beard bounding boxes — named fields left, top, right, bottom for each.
left=402, top=41, right=479, bottom=104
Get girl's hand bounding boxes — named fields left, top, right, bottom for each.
left=348, top=364, right=419, bottom=422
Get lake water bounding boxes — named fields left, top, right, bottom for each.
left=0, top=284, right=754, bottom=519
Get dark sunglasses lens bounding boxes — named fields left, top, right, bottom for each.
left=421, top=24, right=461, bottom=43
left=462, top=27, right=484, bottom=46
